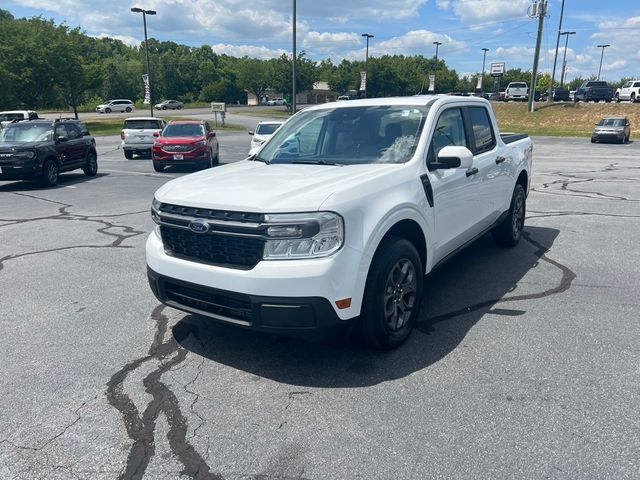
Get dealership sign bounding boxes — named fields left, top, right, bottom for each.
left=490, top=62, right=505, bottom=77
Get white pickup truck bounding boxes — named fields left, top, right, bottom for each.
left=146, top=96, right=532, bottom=348
left=121, top=117, right=166, bottom=159
left=505, top=82, right=528, bottom=102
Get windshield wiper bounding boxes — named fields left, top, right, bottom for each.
left=291, top=159, right=342, bottom=166
left=248, top=153, right=269, bottom=164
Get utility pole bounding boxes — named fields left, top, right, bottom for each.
left=481, top=48, right=489, bottom=93
left=548, top=0, right=565, bottom=102
left=292, top=0, right=297, bottom=114
left=361, top=33, right=374, bottom=98
left=528, top=0, right=547, bottom=113
left=131, top=7, right=157, bottom=117
left=597, top=44, right=610, bottom=80
left=433, top=41, right=442, bottom=94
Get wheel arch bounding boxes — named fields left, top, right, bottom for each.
left=375, top=219, right=427, bottom=272
left=517, top=169, right=528, bottom=195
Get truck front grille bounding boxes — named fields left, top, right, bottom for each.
left=160, top=225, right=264, bottom=269
left=162, top=144, right=194, bottom=153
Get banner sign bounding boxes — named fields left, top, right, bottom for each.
left=428, top=75, right=435, bottom=92
left=490, top=62, right=505, bottom=77
left=476, top=75, right=483, bottom=90
left=359, top=71, right=367, bottom=91
left=142, top=74, right=150, bottom=104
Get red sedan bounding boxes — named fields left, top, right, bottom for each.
left=152, top=120, right=219, bottom=172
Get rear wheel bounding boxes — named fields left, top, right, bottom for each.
left=631, top=93, right=636, bottom=103
left=125, top=107, right=132, bottom=113
left=41, top=159, right=59, bottom=187
left=358, top=237, right=423, bottom=349
left=83, top=150, right=98, bottom=176
left=492, top=184, right=526, bottom=247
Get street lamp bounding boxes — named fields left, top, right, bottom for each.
left=559, top=31, right=576, bottom=87
left=292, top=0, right=296, bottom=114
left=131, top=7, right=156, bottom=116
left=597, top=44, right=610, bottom=80
left=361, top=33, right=374, bottom=98
left=433, top=41, right=442, bottom=62
left=481, top=48, right=489, bottom=93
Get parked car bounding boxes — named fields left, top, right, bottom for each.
left=550, top=87, right=570, bottom=101
left=266, top=98, right=287, bottom=106
left=248, top=121, right=285, bottom=155
left=0, top=118, right=98, bottom=186
left=0, top=110, right=40, bottom=128
left=574, top=81, right=613, bottom=103
left=337, top=95, right=354, bottom=101
left=505, top=82, right=528, bottom=101
left=96, top=99, right=135, bottom=113
left=614, top=80, right=640, bottom=103
left=151, top=120, right=219, bottom=172
left=146, top=95, right=533, bottom=349
left=591, top=116, right=631, bottom=144
left=121, top=117, right=167, bottom=159
left=154, top=99, right=184, bottom=110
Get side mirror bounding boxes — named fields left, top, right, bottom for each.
left=56, top=136, right=68, bottom=143
left=153, top=131, right=160, bottom=137
left=433, top=146, right=474, bottom=170
left=207, top=131, right=216, bottom=138
left=248, top=131, right=254, bottom=135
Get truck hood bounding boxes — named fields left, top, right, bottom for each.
left=155, top=160, right=401, bottom=212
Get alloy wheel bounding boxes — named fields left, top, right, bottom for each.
left=383, top=259, right=417, bottom=332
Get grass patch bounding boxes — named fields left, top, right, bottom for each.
left=85, top=118, right=245, bottom=136
left=493, top=102, right=639, bottom=139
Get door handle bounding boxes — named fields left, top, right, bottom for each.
left=495, top=156, right=506, bottom=164
left=466, top=167, right=479, bottom=177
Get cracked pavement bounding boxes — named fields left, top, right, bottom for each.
left=1, top=134, right=639, bottom=479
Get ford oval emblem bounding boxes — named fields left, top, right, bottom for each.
left=189, top=219, right=210, bottom=234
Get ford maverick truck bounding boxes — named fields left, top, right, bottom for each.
left=146, top=95, right=533, bottom=348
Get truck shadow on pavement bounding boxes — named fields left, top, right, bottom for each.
left=174, top=225, right=575, bottom=388
left=0, top=172, right=108, bottom=191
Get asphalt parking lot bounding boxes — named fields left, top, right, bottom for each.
left=1, top=132, right=639, bottom=479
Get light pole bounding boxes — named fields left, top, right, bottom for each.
left=597, top=44, right=610, bottom=80
left=548, top=0, right=566, bottom=101
left=292, top=0, right=296, bottom=114
left=481, top=48, right=489, bottom=92
left=131, top=7, right=156, bottom=117
left=433, top=41, right=442, bottom=62
left=559, top=31, right=575, bottom=87
left=361, top=33, right=374, bottom=98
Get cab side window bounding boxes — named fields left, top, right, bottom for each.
left=55, top=124, right=69, bottom=139
left=65, top=123, right=82, bottom=140
left=468, top=107, right=496, bottom=153
left=427, top=108, right=467, bottom=165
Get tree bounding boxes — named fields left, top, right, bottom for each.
left=237, top=58, right=272, bottom=102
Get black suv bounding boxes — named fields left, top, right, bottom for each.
left=0, top=119, right=98, bottom=187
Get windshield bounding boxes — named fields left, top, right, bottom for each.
left=162, top=123, right=204, bottom=137
left=598, top=119, right=625, bottom=127
left=0, top=113, right=25, bottom=122
left=510, top=83, right=526, bottom=88
left=257, top=105, right=428, bottom=165
left=255, top=123, right=281, bottom=135
left=0, top=123, right=52, bottom=142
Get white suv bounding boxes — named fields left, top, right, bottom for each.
left=0, top=110, right=39, bottom=128
left=615, top=80, right=640, bottom=103
left=96, top=99, right=135, bottom=113
left=505, top=82, right=528, bottom=102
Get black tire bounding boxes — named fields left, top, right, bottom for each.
left=591, top=138, right=596, bottom=143
left=631, top=93, right=636, bottom=103
left=493, top=184, right=526, bottom=247
left=211, top=147, right=220, bottom=166
left=153, top=162, right=164, bottom=172
left=162, top=106, right=167, bottom=110
left=83, top=150, right=98, bottom=176
left=177, top=105, right=183, bottom=110
left=615, top=94, right=620, bottom=103
left=41, top=159, right=59, bottom=187
left=358, top=237, right=423, bottom=349
left=124, top=150, right=133, bottom=160
left=125, top=107, right=132, bottom=113
left=105, top=108, right=111, bottom=113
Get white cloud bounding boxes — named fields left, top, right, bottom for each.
left=368, top=30, right=467, bottom=57
left=209, top=43, right=287, bottom=60
left=92, top=33, right=140, bottom=47
left=445, top=0, right=530, bottom=23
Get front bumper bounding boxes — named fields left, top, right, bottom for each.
left=592, top=132, right=625, bottom=142
left=145, top=230, right=365, bottom=325
left=152, top=148, right=212, bottom=167
left=0, top=158, right=41, bottom=180
left=147, top=267, right=353, bottom=338
left=123, top=142, right=153, bottom=154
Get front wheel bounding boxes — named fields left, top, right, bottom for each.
left=41, top=159, right=60, bottom=187
left=125, top=107, right=132, bottom=113
left=493, top=184, right=526, bottom=247
left=105, top=108, right=111, bottom=113
left=153, top=162, right=164, bottom=172
left=631, top=93, right=636, bottom=103
left=83, top=150, right=98, bottom=176
left=358, top=237, right=423, bottom=349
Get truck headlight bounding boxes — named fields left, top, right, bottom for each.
left=15, top=151, right=36, bottom=160
left=262, top=212, right=344, bottom=259
left=151, top=197, right=161, bottom=223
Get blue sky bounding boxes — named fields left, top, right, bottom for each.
left=3, top=0, right=639, bottom=81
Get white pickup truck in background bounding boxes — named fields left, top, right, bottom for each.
left=146, top=96, right=532, bottom=349
left=505, top=82, right=529, bottom=102
left=121, top=117, right=166, bottom=159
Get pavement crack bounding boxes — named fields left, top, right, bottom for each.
left=106, top=305, right=223, bottom=480
left=416, top=230, right=576, bottom=328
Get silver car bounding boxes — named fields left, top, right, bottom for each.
left=154, top=100, right=184, bottom=110
left=591, top=116, right=631, bottom=144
